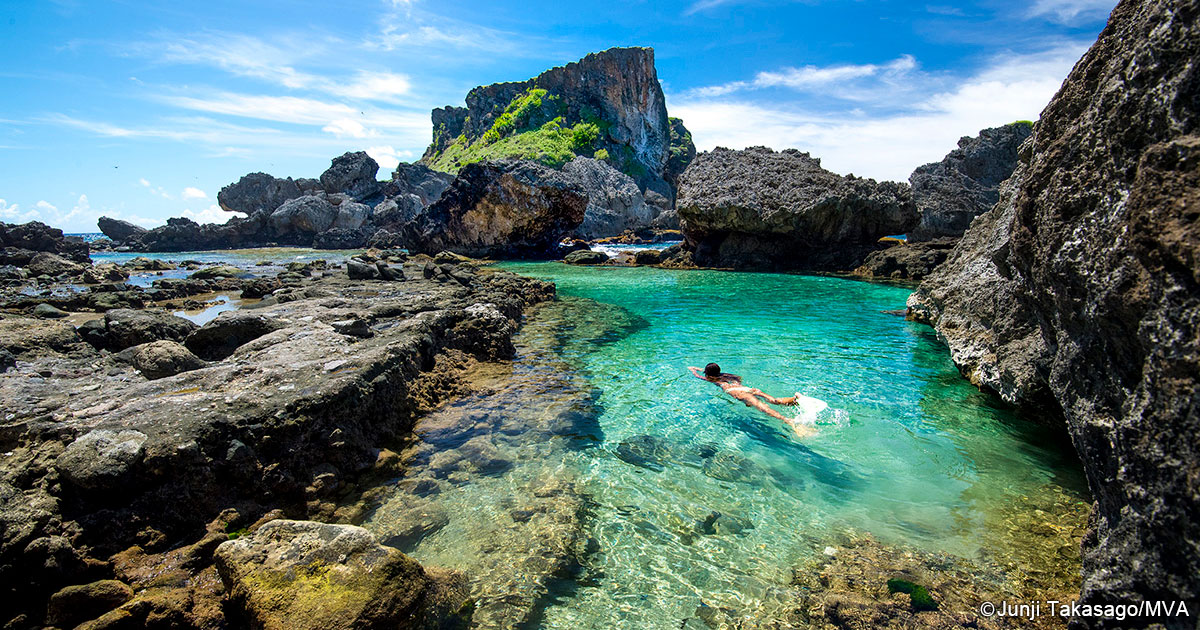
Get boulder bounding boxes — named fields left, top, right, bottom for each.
left=564, top=250, right=608, bottom=265
left=907, top=0, right=1200, bottom=619
left=908, top=122, right=1033, bottom=242
left=32, top=303, right=69, bottom=319
left=124, top=256, right=174, bottom=271
left=81, top=263, right=129, bottom=284
left=184, top=311, right=286, bottom=360
left=95, top=309, right=199, bottom=351
left=213, top=520, right=470, bottom=630
left=347, top=259, right=380, bottom=280
left=372, top=196, right=424, bottom=229
left=391, top=162, right=454, bottom=206
left=403, top=159, right=587, bottom=258
left=313, top=227, right=370, bottom=250
left=320, top=151, right=382, bottom=200
left=0, top=317, right=83, bottom=357
left=189, top=265, right=243, bottom=279
left=97, top=217, right=148, bottom=244
left=677, top=146, right=917, bottom=270
left=330, top=201, right=370, bottom=231
left=46, top=580, right=134, bottom=628
left=217, top=172, right=303, bottom=214
left=562, top=157, right=653, bottom=240
left=116, top=340, right=207, bottom=380
left=0, top=221, right=89, bottom=263
left=633, top=249, right=661, bottom=265
left=270, top=195, right=338, bottom=235
left=56, top=429, right=148, bottom=491
left=27, top=252, right=85, bottom=277
left=853, top=239, right=958, bottom=282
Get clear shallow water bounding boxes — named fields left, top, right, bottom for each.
left=89, top=248, right=359, bottom=287
left=363, top=262, right=1088, bottom=628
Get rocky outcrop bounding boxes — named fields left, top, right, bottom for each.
left=321, top=151, right=382, bottom=201
left=909, top=122, right=1033, bottom=242
left=215, top=520, right=470, bottom=630
left=97, top=217, right=147, bottom=244
left=217, top=172, right=306, bottom=215
left=269, top=195, right=338, bottom=234
left=403, top=160, right=587, bottom=258
left=421, top=47, right=693, bottom=201
left=0, top=221, right=89, bottom=265
left=0, top=265, right=554, bottom=627
left=562, top=157, right=653, bottom=239
left=391, top=162, right=454, bottom=207
left=853, top=238, right=958, bottom=282
left=907, top=0, right=1200, bottom=624
left=677, top=147, right=917, bottom=270
left=665, top=116, right=697, bottom=188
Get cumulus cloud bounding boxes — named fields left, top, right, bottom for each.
left=670, top=43, right=1088, bottom=182
left=181, top=187, right=208, bottom=200
left=365, top=145, right=415, bottom=170
left=182, top=204, right=243, bottom=225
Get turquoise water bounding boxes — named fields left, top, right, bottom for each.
left=363, top=262, right=1088, bottom=628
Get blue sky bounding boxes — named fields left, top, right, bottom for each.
left=0, top=0, right=1116, bottom=232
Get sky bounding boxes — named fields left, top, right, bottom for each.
left=0, top=0, right=1118, bottom=233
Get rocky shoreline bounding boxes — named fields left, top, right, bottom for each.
left=0, top=232, right=557, bottom=627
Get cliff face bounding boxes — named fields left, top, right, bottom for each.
left=677, top=146, right=916, bottom=270
left=908, top=122, right=1033, bottom=242
left=421, top=47, right=692, bottom=201
left=908, top=0, right=1199, bottom=623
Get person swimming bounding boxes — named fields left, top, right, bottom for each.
left=688, top=362, right=816, bottom=437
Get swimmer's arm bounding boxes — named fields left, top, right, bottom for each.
left=687, top=366, right=704, bottom=379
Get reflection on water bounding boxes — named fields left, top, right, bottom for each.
left=360, top=263, right=1090, bottom=629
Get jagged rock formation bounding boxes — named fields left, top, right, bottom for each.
left=217, top=172, right=308, bottom=214
left=853, top=238, right=958, bottom=282
left=908, top=0, right=1199, bottom=624
left=562, top=157, right=653, bottom=240
left=420, top=47, right=695, bottom=210
left=677, top=146, right=917, bottom=270
left=909, top=122, right=1033, bottom=242
left=403, top=160, right=587, bottom=258
left=96, top=217, right=147, bottom=243
left=0, top=221, right=89, bottom=266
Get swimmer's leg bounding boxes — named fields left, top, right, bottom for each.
left=750, top=390, right=798, bottom=406
left=734, top=392, right=791, bottom=422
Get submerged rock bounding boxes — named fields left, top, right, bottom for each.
left=614, top=434, right=676, bottom=471
left=908, top=0, right=1200, bottom=617
left=677, top=146, right=917, bottom=270
left=564, top=250, right=609, bottom=265
left=214, top=520, right=470, bottom=630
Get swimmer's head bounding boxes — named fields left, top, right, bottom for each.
left=704, top=363, right=721, bottom=378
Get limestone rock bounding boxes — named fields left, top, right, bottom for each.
left=908, top=0, right=1200, bottom=620
left=217, top=172, right=303, bottom=214
left=0, top=220, right=90, bottom=264
left=46, top=580, right=134, bottom=628
left=27, top=252, right=85, bottom=277
left=81, top=263, right=129, bottom=284
left=213, top=520, right=470, bottom=630
left=853, top=239, right=958, bottom=282
left=116, top=340, right=207, bottom=380
left=97, top=217, right=148, bottom=244
left=391, top=162, right=454, bottom=206
left=96, top=308, right=199, bottom=351
left=184, top=311, right=286, bottom=361
left=56, top=430, right=148, bottom=491
left=564, top=250, right=608, bottom=265
left=0, top=317, right=83, bottom=357
left=908, top=122, right=1033, bottom=242
left=403, top=159, right=587, bottom=258
left=562, top=157, right=653, bottom=240
left=270, top=195, right=339, bottom=235
left=321, top=151, right=382, bottom=200
left=678, top=146, right=917, bottom=270
left=330, top=201, right=370, bottom=231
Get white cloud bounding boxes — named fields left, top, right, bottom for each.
left=365, top=145, right=415, bottom=170
left=181, top=187, right=208, bottom=200
left=137, top=177, right=172, bottom=198
left=686, top=55, right=924, bottom=104
left=181, top=204, right=243, bottom=225
left=323, top=118, right=373, bottom=139
left=138, top=177, right=151, bottom=187
left=670, top=44, right=1088, bottom=182
left=1027, top=0, right=1117, bottom=24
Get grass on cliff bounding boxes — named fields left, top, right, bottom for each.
left=426, top=86, right=606, bottom=173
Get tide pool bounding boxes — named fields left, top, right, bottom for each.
left=363, top=262, right=1089, bottom=628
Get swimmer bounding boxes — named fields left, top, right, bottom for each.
left=688, top=362, right=816, bottom=437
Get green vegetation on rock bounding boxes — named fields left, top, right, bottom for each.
left=427, top=87, right=613, bottom=174
left=886, top=578, right=939, bottom=612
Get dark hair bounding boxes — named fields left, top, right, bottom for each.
left=704, top=363, right=721, bottom=377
